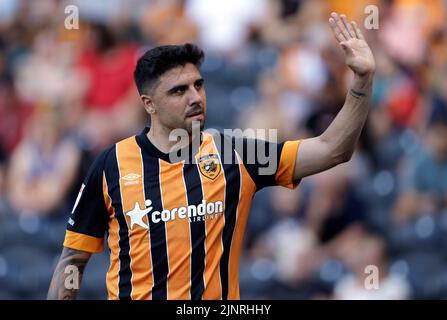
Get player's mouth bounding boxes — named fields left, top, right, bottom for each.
left=187, top=114, right=204, bottom=122
left=185, top=109, right=204, bottom=119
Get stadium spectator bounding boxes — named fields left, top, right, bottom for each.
left=7, top=105, right=81, bottom=217
left=139, top=0, right=199, bottom=46
left=0, top=144, right=7, bottom=220
left=394, top=118, right=447, bottom=224
left=75, top=22, right=142, bottom=150
left=333, top=233, right=412, bottom=299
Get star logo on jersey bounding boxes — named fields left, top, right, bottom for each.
left=198, top=154, right=221, bottom=180
left=126, top=200, right=152, bottom=230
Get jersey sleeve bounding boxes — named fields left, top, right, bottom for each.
left=233, top=135, right=301, bottom=191
left=63, top=148, right=112, bottom=253
left=275, top=140, right=301, bottom=189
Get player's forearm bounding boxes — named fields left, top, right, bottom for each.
left=47, top=247, right=90, bottom=300
left=320, top=72, right=373, bottom=164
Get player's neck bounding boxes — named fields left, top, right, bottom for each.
left=147, top=125, right=197, bottom=154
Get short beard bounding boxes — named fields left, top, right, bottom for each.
left=186, top=120, right=203, bottom=136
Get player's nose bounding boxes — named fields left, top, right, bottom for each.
left=188, top=86, right=203, bottom=105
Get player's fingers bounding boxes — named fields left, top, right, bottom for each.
left=341, top=14, right=355, bottom=38
left=329, top=17, right=345, bottom=43
left=351, top=21, right=365, bottom=40
left=330, top=12, right=350, bottom=41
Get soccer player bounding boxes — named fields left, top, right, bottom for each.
left=48, top=12, right=375, bottom=300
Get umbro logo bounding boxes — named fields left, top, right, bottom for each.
left=122, top=173, right=141, bottom=186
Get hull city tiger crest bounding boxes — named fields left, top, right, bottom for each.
left=198, top=154, right=221, bottom=180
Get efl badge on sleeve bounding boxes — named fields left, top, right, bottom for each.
left=198, top=154, right=221, bottom=180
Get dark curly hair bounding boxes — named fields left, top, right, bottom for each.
left=133, top=43, right=205, bottom=95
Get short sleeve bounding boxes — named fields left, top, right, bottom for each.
left=232, top=134, right=301, bottom=191
left=275, top=140, right=301, bottom=189
left=63, top=148, right=112, bottom=253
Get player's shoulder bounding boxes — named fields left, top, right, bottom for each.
left=87, top=145, right=115, bottom=175
left=99, top=141, right=121, bottom=161
left=91, top=134, right=137, bottom=170
left=115, top=135, right=139, bottom=148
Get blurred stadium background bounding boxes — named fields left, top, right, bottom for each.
left=0, top=0, right=447, bottom=300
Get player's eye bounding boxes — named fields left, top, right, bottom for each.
left=172, top=87, right=186, bottom=95
left=194, top=80, right=204, bottom=90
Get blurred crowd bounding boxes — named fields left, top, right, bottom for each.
left=0, top=0, right=446, bottom=299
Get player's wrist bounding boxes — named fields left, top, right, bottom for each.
left=353, top=71, right=374, bottom=83
left=350, top=72, right=374, bottom=94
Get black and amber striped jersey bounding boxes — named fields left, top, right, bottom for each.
left=64, top=127, right=301, bottom=300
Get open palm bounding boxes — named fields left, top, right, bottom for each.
left=329, top=12, right=375, bottom=76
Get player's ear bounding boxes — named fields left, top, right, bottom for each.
left=141, top=94, right=156, bottom=115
